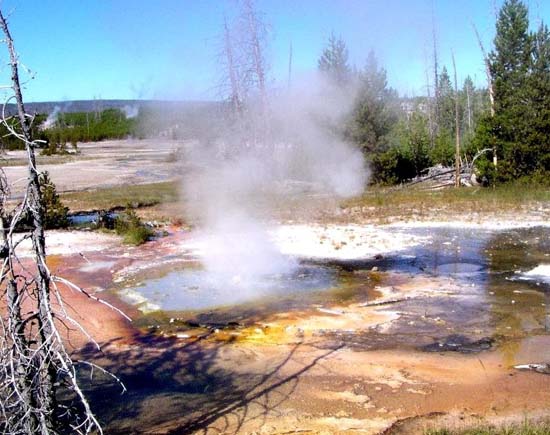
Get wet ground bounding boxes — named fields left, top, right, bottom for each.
left=45, top=223, right=550, bottom=434
left=112, top=225, right=550, bottom=358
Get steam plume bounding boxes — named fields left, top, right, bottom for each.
left=182, top=73, right=367, bottom=292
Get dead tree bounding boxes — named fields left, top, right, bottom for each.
left=425, top=68, right=435, bottom=149
left=451, top=50, right=460, bottom=188
left=236, top=0, right=271, bottom=147
left=217, top=0, right=271, bottom=151
left=223, top=15, right=243, bottom=116
left=241, top=0, right=268, bottom=113
left=472, top=22, right=497, bottom=171
left=0, top=10, right=125, bottom=434
left=431, top=2, right=440, bottom=135
left=472, top=23, right=495, bottom=117
left=465, top=81, right=472, bottom=134
left=287, top=41, right=293, bottom=91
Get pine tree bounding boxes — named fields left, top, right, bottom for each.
left=348, top=50, right=397, bottom=153
left=318, top=33, right=352, bottom=86
left=436, top=66, right=455, bottom=134
left=526, top=23, right=550, bottom=174
left=490, top=0, right=531, bottom=113
left=38, top=171, right=69, bottom=229
left=490, top=0, right=532, bottom=178
left=473, top=0, right=550, bottom=182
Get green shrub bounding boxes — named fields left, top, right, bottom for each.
left=39, top=171, right=69, bottom=229
left=114, top=208, right=153, bottom=245
left=371, top=147, right=417, bottom=185
left=430, top=132, right=455, bottom=167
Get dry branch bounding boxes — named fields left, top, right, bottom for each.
left=0, top=10, right=125, bottom=434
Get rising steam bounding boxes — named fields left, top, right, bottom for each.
left=182, top=73, right=367, bottom=293
left=42, top=105, right=61, bottom=129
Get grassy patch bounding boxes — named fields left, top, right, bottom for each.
left=426, top=419, right=550, bottom=434
left=343, top=184, right=550, bottom=220
left=61, top=181, right=179, bottom=212
left=114, top=208, right=154, bottom=245
left=60, top=180, right=549, bottom=223
left=0, top=154, right=92, bottom=167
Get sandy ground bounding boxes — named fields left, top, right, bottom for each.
left=2, top=139, right=183, bottom=195
left=272, top=224, right=430, bottom=260
left=15, top=230, right=119, bottom=257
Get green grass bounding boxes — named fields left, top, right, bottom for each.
left=343, top=184, right=550, bottom=219
left=118, top=225, right=153, bottom=245
left=426, top=420, right=550, bottom=435
left=61, top=181, right=179, bottom=212
left=0, top=154, right=86, bottom=167
left=59, top=179, right=549, bottom=221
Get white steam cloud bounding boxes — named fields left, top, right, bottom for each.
left=182, top=74, right=367, bottom=294
left=43, top=106, right=61, bottom=129
left=123, top=104, right=139, bottom=119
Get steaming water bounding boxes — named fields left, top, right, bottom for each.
left=117, top=225, right=550, bottom=337
left=119, top=264, right=335, bottom=311
left=179, top=76, right=367, bottom=304
left=101, top=225, right=550, bottom=435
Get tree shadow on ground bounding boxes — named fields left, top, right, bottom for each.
left=76, top=332, right=341, bottom=434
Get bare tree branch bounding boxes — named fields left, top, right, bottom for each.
left=0, top=9, right=127, bottom=434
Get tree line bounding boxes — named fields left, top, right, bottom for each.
left=319, top=0, right=549, bottom=186
left=0, top=108, right=139, bottom=153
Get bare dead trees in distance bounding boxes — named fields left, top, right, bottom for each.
left=219, top=0, right=269, bottom=110
left=223, top=16, right=243, bottom=116
left=0, top=9, right=125, bottom=434
left=451, top=51, right=461, bottom=188
left=218, top=0, right=270, bottom=145
left=241, top=0, right=268, bottom=113
left=472, top=22, right=497, bottom=172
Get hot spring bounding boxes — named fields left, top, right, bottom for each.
left=117, top=262, right=337, bottom=313
left=113, top=225, right=550, bottom=346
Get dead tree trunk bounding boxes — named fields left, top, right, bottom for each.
left=287, top=41, right=293, bottom=91
left=472, top=23, right=497, bottom=171
left=425, top=68, right=435, bottom=149
left=0, top=11, right=57, bottom=432
left=451, top=51, right=460, bottom=188
left=466, top=83, right=472, bottom=134
left=223, top=16, right=242, bottom=116
left=432, top=5, right=440, bottom=135
left=0, top=10, right=126, bottom=435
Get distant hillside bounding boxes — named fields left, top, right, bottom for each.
left=6, top=99, right=222, bottom=115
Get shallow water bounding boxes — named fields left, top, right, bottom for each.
left=115, top=225, right=550, bottom=354
left=68, top=211, right=118, bottom=226
left=90, top=224, right=550, bottom=434
left=119, top=264, right=336, bottom=312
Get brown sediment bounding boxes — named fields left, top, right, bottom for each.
left=82, top=333, right=550, bottom=434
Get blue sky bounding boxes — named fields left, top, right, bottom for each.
left=1, top=0, right=548, bottom=102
